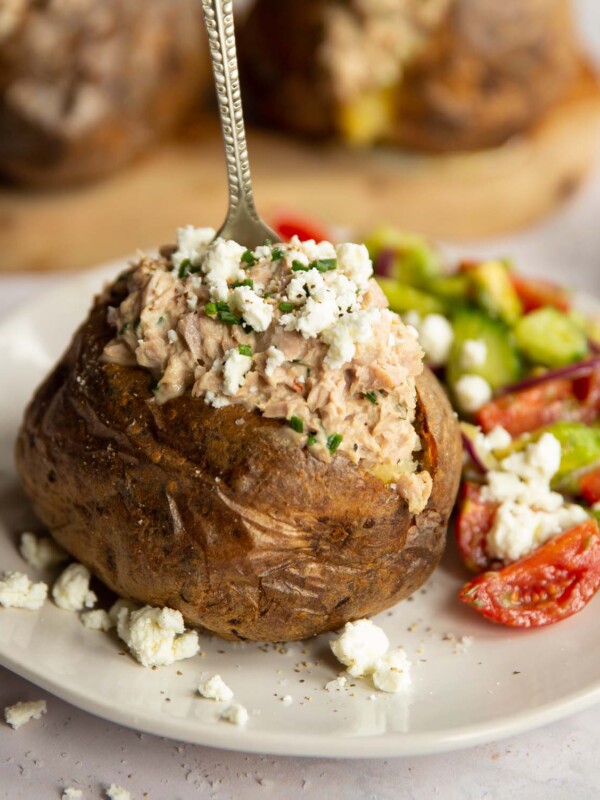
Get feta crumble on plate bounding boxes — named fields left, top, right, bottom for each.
left=220, top=703, right=249, bottom=726
left=106, top=785, right=131, bottom=800
left=0, top=571, right=47, bottom=610
left=81, top=609, right=114, bottom=632
left=115, top=604, right=199, bottom=668
left=4, top=699, right=47, bottom=729
left=19, top=532, right=67, bottom=570
left=198, top=674, right=234, bottom=703
left=52, top=563, right=97, bottom=611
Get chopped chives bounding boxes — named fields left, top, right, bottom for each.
left=279, top=301, right=294, bottom=313
left=310, top=258, right=337, bottom=273
left=241, top=250, right=257, bottom=267
left=271, top=248, right=284, bottom=261
left=291, top=260, right=310, bottom=272
left=289, top=416, right=304, bottom=433
left=238, top=344, right=253, bottom=357
left=327, top=433, right=343, bottom=453
left=205, top=302, right=217, bottom=317
left=233, top=278, right=254, bottom=289
left=364, top=391, right=378, bottom=404
left=307, top=433, right=317, bottom=447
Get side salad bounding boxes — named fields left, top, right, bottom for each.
left=274, top=214, right=600, bottom=630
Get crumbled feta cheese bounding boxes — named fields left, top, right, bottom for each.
left=372, top=648, right=412, bottom=694
left=116, top=605, right=199, bottom=668
left=202, top=238, right=246, bottom=301
left=198, top=675, right=234, bottom=703
left=230, top=285, right=273, bottom=332
left=460, top=339, right=487, bottom=370
left=281, top=694, right=293, bottom=706
left=415, top=313, right=454, bottom=367
left=325, top=676, right=347, bottom=692
left=475, top=426, right=512, bottom=455
left=330, top=619, right=389, bottom=677
left=299, top=238, right=337, bottom=262
left=454, top=374, right=492, bottom=413
left=264, top=345, right=285, bottom=377
left=336, top=242, right=373, bottom=289
left=62, top=789, right=83, bottom=800
left=81, top=609, right=114, bottom=632
left=322, top=309, right=380, bottom=369
left=325, top=272, right=361, bottom=313
left=281, top=294, right=340, bottom=339
left=52, top=563, right=97, bottom=611
left=19, top=532, right=67, bottom=570
left=501, top=432, right=561, bottom=484
left=486, top=500, right=588, bottom=563
left=4, top=700, right=47, bottom=729
left=204, top=391, right=231, bottom=409
left=108, top=598, right=139, bottom=624
left=106, top=785, right=131, bottom=800
left=222, top=348, right=253, bottom=396
left=253, top=244, right=272, bottom=261
left=167, top=329, right=178, bottom=344
left=220, top=703, right=249, bottom=726
left=0, top=571, right=47, bottom=610
left=172, top=225, right=215, bottom=270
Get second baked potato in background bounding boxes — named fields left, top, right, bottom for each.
left=0, top=0, right=210, bottom=186
left=239, top=0, right=579, bottom=151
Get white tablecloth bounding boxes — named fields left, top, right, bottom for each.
left=2, top=2, right=600, bottom=797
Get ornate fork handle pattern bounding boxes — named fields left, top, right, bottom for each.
left=202, top=0, right=278, bottom=245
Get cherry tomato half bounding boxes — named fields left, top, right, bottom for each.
left=459, top=519, right=600, bottom=627
left=510, top=274, right=571, bottom=314
left=271, top=215, right=331, bottom=244
left=580, top=466, right=600, bottom=505
left=455, top=482, right=499, bottom=573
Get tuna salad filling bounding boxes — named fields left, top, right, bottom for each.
left=103, top=227, right=432, bottom=514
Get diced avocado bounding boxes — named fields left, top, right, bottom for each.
left=365, top=226, right=442, bottom=289
left=514, top=307, right=588, bottom=367
left=469, top=260, right=522, bottom=325
left=376, top=278, right=446, bottom=316
left=337, top=88, right=394, bottom=147
left=447, top=308, right=522, bottom=391
left=539, top=422, right=600, bottom=485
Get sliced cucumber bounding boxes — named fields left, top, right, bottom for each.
left=514, top=307, right=588, bottom=367
left=376, top=278, right=446, bottom=316
left=429, top=274, right=471, bottom=304
left=447, top=308, right=522, bottom=391
left=469, top=260, right=522, bottom=325
left=540, top=422, right=600, bottom=485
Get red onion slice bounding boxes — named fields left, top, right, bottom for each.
left=461, top=431, right=488, bottom=473
left=498, top=355, right=600, bottom=396
left=374, top=248, right=396, bottom=278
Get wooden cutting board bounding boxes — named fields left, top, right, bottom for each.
left=1, top=62, right=599, bottom=274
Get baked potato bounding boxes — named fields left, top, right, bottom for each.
left=16, top=233, right=461, bottom=642
left=238, top=0, right=578, bottom=152
left=0, top=0, right=209, bottom=186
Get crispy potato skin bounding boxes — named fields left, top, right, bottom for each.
left=15, top=285, right=462, bottom=641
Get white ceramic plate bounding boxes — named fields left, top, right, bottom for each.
left=1, top=260, right=600, bottom=759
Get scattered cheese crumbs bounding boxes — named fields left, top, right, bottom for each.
left=330, top=619, right=412, bottom=694
left=81, top=609, right=114, bottom=632
left=335, top=242, right=373, bottom=289
left=454, top=374, right=492, bottom=413
left=52, top=563, right=97, bottom=611
left=106, top=785, right=131, bottom=800
left=0, top=571, right=47, bottom=610
left=202, top=238, right=246, bottom=301
left=167, top=329, right=178, bottom=344
left=281, top=694, right=293, bottom=706
left=222, top=348, right=253, bottom=396
left=198, top=675, right=234, bottom=703
left=454, top=636, right=474, bottom=655
left=116, top=605, right=199, bottom=668
left=325, top=676, right=348, bottom=692
left=321, top=309, right=380, bottom=369
left=473, top=426, right=512, bottom=461
left=4, top=700, right=47, bottom=729
left=62, top=789, right=83, bottom=800
left=482, top=433, right=589, bottom=563
left=460, top=339, right=487, bottom=370
left=19, top=532, right=67, bottom=570
left=372, top=648, right=412, bottom=693
left=330, top=619, right=389, bottom=677
left=264, top=345, right=285, bottom=377
left=231, top=285, right=273, bottom=332
left=416, top=314, right=454, bottom=367
left=220, top=703, right=249, bottom=727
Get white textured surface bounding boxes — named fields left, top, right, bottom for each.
left=1, top=1, right=600, bottom=795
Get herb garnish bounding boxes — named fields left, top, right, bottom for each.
left=204, top=301, right=242, bottom=325
left=327, top=433, right=343, bottom=453
left=307, top=433, right=317, bottom=447
left=310, top=258, right=337, bottom=273
left=291, top=260, right=310, bottom=272
left=241, top=250, right=257, bottom=267
left=364, top=391, right=378, bottom=404
left=279, top=301, right=294, bottom=313
left=290, top=416, right=304, bottom=433
left=271, top=248, right=284, bottom=261
left=233, top=278, right=254, bottom=289
left=238, top=344, right=253, bottom=357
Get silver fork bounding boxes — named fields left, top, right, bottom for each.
left=202, top=0, right=281, bottom=248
